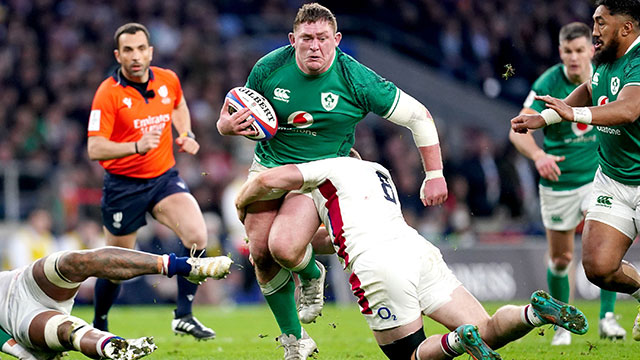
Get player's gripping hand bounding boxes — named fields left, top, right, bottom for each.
left=511, top=113, right=546, bottom=134
left=175, top=135, right=200, bottom=155
left=420, top=177, right=448, bottom=207
left=137, top=130, right=161, bottom=154
left=532, top=150, right=565, bottom=182
left=535, top=95, right=575, bottom=120
left=216, top=98, right=258, bottom=136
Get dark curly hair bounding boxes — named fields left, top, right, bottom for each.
left=595, top=0, right=640, bottom=24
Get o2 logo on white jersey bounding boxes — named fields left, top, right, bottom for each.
left=287, top=111, right=314, bottom=128
left=611, top=77, right=620, bottom=95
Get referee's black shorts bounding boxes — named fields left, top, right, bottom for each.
left=101, top=168, right=190, bottom=236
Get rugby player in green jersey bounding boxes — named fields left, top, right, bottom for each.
left=217, top=3, right=447, bottom=358
left=509, top=22, right=624, bottom=345
left=512, top=0, right=640, bottom=342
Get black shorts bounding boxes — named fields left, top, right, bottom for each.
left=101, top=168, right=190, bottom=236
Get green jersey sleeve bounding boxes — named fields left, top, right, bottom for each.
left=336, top=52, right=398, bottom=116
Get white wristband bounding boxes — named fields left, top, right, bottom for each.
left=572, top=107, right=592, bottom=124
left=425, top=169, right=444, bottom=180
left=540, top=109, right=562, bottom=125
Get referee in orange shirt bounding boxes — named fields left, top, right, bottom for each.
left=87, top=23, right=216, bottom=340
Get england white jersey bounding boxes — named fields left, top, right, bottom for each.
left=296, top=157, right=422, bottom=270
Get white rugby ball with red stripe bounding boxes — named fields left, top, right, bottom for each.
left=226, top=87, right=278, bottom=141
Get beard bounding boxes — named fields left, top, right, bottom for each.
left=593, top=35, right=620, bottom=66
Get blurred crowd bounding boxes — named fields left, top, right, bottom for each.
left=0, top=0, right=597, bottom=275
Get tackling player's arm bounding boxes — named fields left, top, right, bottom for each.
left=385, top=90, right=448, bottom=207
left=235, top=165, right=304, bottom=222
left=172, top=95, right=200, bottom=155
left=509, top=108, right=565, bottom=182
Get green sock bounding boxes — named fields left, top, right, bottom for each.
left=263, top=273, right=302, bottom=339
left=599, top=289, right=617, bottom=319
left=292, top=247, right=321, bottom=283
left=547, top=267, right=570, bottom=303
left=0, top=328, right=11, bottom=346
left=297, top=260, right=320, bottom=284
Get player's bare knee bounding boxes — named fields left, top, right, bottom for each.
left=268, top=237, right=299, bottom=267
left=582, top=257, right=615, bottom=285
left=550, top=254, right=572, bottom=270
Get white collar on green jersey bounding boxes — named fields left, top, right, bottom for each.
left=624, top=34, right=640, bottom=55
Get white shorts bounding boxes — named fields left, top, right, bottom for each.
left=539, top=182, right=593, bottom=231
left=248, top=161, right=311, bottom=201
left=585, top=168, right=640, bottom=240
left=348, top=233, right=460, bottom=331
left=0, top=264, right=74, bottom=349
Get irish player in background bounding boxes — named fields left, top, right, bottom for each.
left=87, top=23, right=218, bottom=340
left=509, top=22, right=624, bottom=345
left=217, top=3, right=447, bottom=358
left=512, top=0, right=640, bottom=340
left=235, top=156, right=589, bottom=360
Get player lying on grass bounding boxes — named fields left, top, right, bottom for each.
left=0, top=247, right=232, bottom=360
left=235, top=156, right=589, bottom=360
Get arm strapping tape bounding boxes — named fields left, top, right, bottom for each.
left=385, top=90, right=440, bottom=147
left=540, top=108, right=562, bottom=125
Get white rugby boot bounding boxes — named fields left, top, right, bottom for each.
left=276, top=328, right=318, bottom=360
left=185, top=250, right=233, bottom=284
left=599, top=312, right=626, bottom=340
left=632, top=306, right=640, bottom=341
left=550, top=327, right=571, bottom=345
left=103, top=337, right=157, bottom=360
left=297, top=261, right=326, bottom=324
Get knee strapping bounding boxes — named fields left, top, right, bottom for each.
left=259, top=268, right=292, bottom=296
left=43, top=252, right=81, bottom=289
left=43, top=313, right=90, bottom=351
left=379, top=327, right=426, bottom=360
left=289, top=244, right=313, bottom=272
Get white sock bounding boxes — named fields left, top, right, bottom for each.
left=631, top=288, right=640, bottom=302
left=439, top=331, right=463, bottom=357
left=521, top=304, right=545, bottom=327
left=2, top=340, right=35, bottom=359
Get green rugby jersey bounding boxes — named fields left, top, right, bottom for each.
left=246, top=46, right=398, bottom=167
left=524, top=63, right=598, bottom=190
left=591, top=40, right=640, bottom=185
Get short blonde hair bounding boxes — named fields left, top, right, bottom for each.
left=293, top=3, right=337, bottom=33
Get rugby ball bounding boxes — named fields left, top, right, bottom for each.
left=225, top=87, right=278, bottom=141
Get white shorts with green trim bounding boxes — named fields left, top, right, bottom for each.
left=585, top=168, right=640, bottom=240
left=539, top=182, right=593, bottom=231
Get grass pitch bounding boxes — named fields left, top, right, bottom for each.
left=67, top=300, right=640, bottom=359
